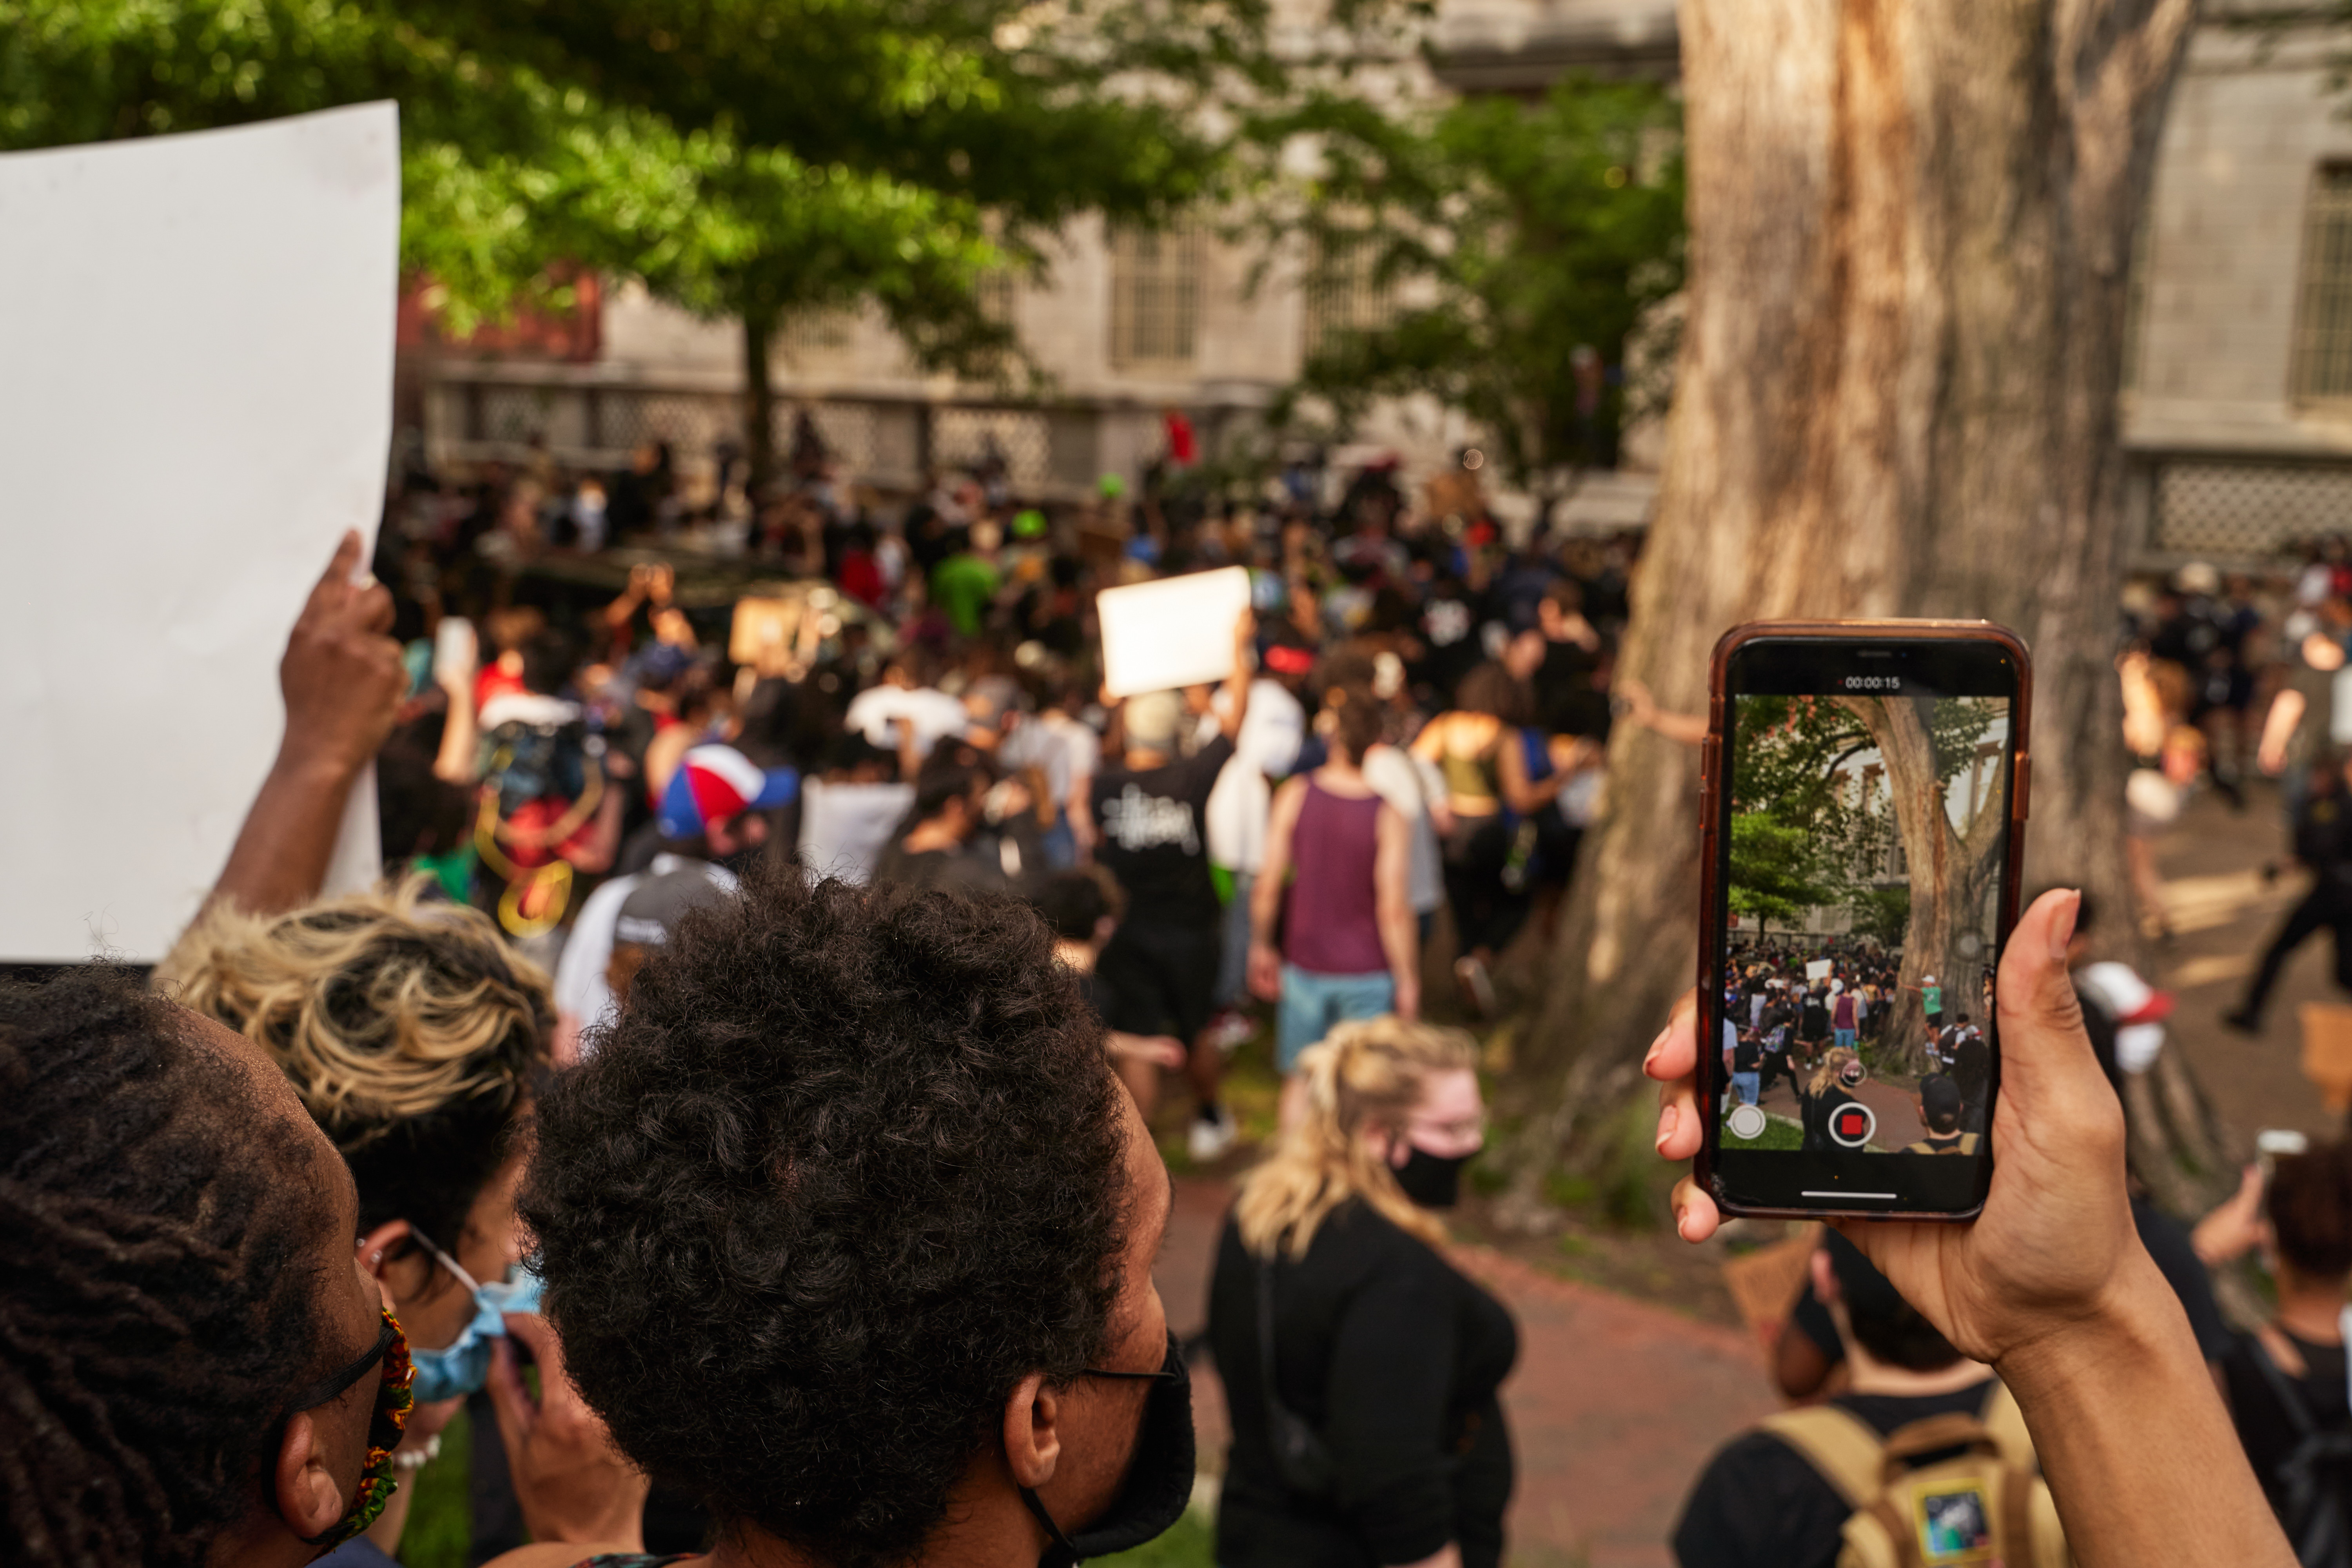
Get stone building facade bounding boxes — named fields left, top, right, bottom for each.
left=416, top=0, right=2352, bottom=561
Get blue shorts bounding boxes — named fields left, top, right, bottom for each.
left=1278, top=965, right=1396, bottom=1072
left=1729, top=1071, right=1762, bottom=1106
left=1834, top=1028, right=1857, bottom=1051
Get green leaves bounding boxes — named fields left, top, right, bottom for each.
left=1274, top=74, right=1687, bottom=485
left=1727, top=812, right=1840, bottom=924
left=1726, top=696, right=1889, bottom=926
left=0, top=0, right=1262, bottom=367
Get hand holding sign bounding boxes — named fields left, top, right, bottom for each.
left=280, top=530, right=404, bottom=778
left=1097, top=567, right=1253, bottom=699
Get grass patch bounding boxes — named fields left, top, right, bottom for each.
left=396, top=1407, right=473, bottom=1568
left=1154, top=1011, right=1283, bottom=1173
left=1720, top=1112, right=1804, bottom=1151
left=1098, top=1506, right=1217, bottom=1566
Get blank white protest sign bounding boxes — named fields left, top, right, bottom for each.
left=1097, top=566, right=1251, bottom=699
left=0, top=104, right=399, bottom=962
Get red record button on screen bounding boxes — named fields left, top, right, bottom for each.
left=1828, top=1103, right=1877, bottom=1150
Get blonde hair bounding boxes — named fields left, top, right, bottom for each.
left=1233, top=1017, right=1479, bottom=1259
left=1809, top=1045, right=1861, bottom=1098
left=156, top=876, right=552, bottom=1143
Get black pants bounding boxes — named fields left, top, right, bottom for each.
left=1442, top=815, right=1528, bottom=958
left=2241, top=887, right=2352, bottom=1022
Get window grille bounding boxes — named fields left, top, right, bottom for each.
left=935, top=408, right=1052, bottom=485
left=2153, top=458, right=2352, bottom=558
left=1302, top=236, right=1395, bottom=361
left=2290, top=165, right=2352, bottom=400
left=975, top=269, right=1017, bottom=325
left=779, top=310, right=856, bottom=364
left=1109, top=228, right=1202, bottom=369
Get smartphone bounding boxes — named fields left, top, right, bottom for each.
left=1696, top=620, right=2031, bottom=1220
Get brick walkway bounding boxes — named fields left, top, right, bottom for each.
left=1159, top=1178, right=1780, bottom=1568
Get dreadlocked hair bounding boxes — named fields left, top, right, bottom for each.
left=0, top=967, right=337, bottom=1568
left=1233, top=1016, right=1478, bottom=1260
left=158, top=877, right=552, bottom=1258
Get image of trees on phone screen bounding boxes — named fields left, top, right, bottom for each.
left=1717, top=691, right=2011, bottom=1159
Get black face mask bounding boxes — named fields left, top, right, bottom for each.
left=1020, top=1329, right=1196, bottom=1566
left=1393, top=1145, right=1473, bottom=1209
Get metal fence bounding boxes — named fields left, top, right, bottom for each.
left=424, top=370, right=1188, bottom=498
left=2148, top=456, right=2352, bottom=560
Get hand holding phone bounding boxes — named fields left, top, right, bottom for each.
left=1695, top=621, right=2030, bottom=1219
left=485, top=1312, right=650, bottom=1549
left=1654, top=890, right=2148, bottom=1361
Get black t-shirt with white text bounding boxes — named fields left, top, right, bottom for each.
left=1091, top=733, right=1235, bottom=930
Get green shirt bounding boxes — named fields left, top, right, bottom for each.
left=931, top=552, right=1001, bottom=638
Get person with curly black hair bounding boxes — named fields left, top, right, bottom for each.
left=523, top=867, right=1195, bottom=1568
left=0, top=967, right=408, bottom=1568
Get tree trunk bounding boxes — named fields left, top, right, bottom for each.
left=1504, top=0, right=2211, bottom=1211
left=742, top=310, right=778, bottom=495
left=1834, top=695, right=2007, bottom=1070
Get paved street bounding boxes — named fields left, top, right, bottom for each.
left=2145, top=780, right=2348, bottom=1145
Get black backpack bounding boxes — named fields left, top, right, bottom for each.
left=2246, top=1332, right=2352, bottom=1568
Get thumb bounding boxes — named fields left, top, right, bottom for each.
left=502, top=1312, right=586, bottom=1419
left=1994, top=889, right=2093, bottom=1103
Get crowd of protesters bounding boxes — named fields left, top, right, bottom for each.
left=363, top=435, right=1648, bottom=1161
left=5, top=427, right=2352, bottom=1568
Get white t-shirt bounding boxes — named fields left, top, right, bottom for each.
left=1204, top=679, right=1306, bottom=873
left=1359, top=743, right=1444, bottom=916
left=553, top=854, right=739, bottom=1055
left=1000, top=710, right=1098, bottom=809
left=844, top=684, right=972, bottom=760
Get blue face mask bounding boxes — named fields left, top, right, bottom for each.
left=404, top=1229, right=544, bottom=1404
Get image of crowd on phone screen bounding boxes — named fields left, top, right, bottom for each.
left=1717, top=693, right=2011, bottom=1154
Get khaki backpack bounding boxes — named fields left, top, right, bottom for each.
left=1761, top=1383, right=2070, bottom=1568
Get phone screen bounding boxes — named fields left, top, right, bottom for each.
left=1701, top=630, right=2025, bottom=1217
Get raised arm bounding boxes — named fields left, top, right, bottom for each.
left=203, top=532, right=406, bottom=920
left=1217, top=606, right=1257, bottom=740
left=432, top=635, right=479, bottom=784
left=1646, top=891, right=2294, bottom=1568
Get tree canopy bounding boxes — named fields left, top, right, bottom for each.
left=1274, top=75, right=1688, bottom=487
left=1725, top=694, right=2002, bottom=940
left=0, top=0, right=1270, bottom=477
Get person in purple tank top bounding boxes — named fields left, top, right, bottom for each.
left=1249, top=697, right=1419, bottom=1130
